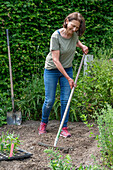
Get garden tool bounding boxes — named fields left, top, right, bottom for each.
left=6, top=29, right=22, bottom=125
left=38, top=141, right=73, bottom=151
left=54, top=53, right=85, bottom=147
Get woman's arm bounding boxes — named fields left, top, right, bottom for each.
left=52, top=50, right=75, bottom=89
left=76, top=40, right=88, bottom=54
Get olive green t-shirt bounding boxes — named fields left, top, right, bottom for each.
left=45, top=30, right=78, bottom=70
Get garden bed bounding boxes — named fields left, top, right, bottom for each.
left=0, top=120, right=101, bottom=169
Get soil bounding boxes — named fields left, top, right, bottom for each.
left=0, top=120, right=101, bottom=170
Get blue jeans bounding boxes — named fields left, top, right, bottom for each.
left=41, top=67, right=73, bottom=127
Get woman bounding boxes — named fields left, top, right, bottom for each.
left=38, top=12, right=88, bottom=137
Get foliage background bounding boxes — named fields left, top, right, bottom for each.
left=0, top=0, right=113, bottom=121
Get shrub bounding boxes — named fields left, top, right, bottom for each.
left=70, top=58, right=113, bottom=121
left=95, top=104, right=113, bottom=168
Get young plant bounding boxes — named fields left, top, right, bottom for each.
left=44, top=149, right=103, bottom=170
left=0, top=131, right=21, bottom=156
left=44, top=148, right=75, bottom=170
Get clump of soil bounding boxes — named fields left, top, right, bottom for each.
left=0, top=120, right=101, bottom=169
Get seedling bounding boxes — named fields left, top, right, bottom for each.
left=0, top=131, right=21, bottom=157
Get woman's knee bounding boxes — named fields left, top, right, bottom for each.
left=44, top=98, right=55, bottom=108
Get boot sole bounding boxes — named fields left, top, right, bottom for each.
left=60, top=134, right=71, bottom=138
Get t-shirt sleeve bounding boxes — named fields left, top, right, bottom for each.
left=50, top=33, right=60, bottom=51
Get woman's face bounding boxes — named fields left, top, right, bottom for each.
left=66, top=20, right=80, bottom=35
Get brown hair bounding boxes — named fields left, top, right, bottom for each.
left=63, top=12, right=86, bottom=36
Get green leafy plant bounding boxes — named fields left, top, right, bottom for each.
left=94, top=104, right=113, bottom=168
left=69, top=58, right=113, bottom=121
left=17, top=75, right=45, bottom=120
left=77, top=164, right=101, bottom=170
left=0, top=131, right=21, bottom=156
left=0, top=109, right=7, bottom=127
left=44, top=148, right=76, bottom=170
left=44, top=148, right=102, bottom=170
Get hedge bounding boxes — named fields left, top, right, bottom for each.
left=0, top=0, right=113, bottom=112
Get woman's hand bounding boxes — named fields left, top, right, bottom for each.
left=76, top=41, right=88, bottom=55
left=82, top=45, right=88, bottom=55
left=68, top=77, right=77, bottom=89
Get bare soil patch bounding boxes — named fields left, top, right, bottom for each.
left=0, top=120, right=101, bottom=170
